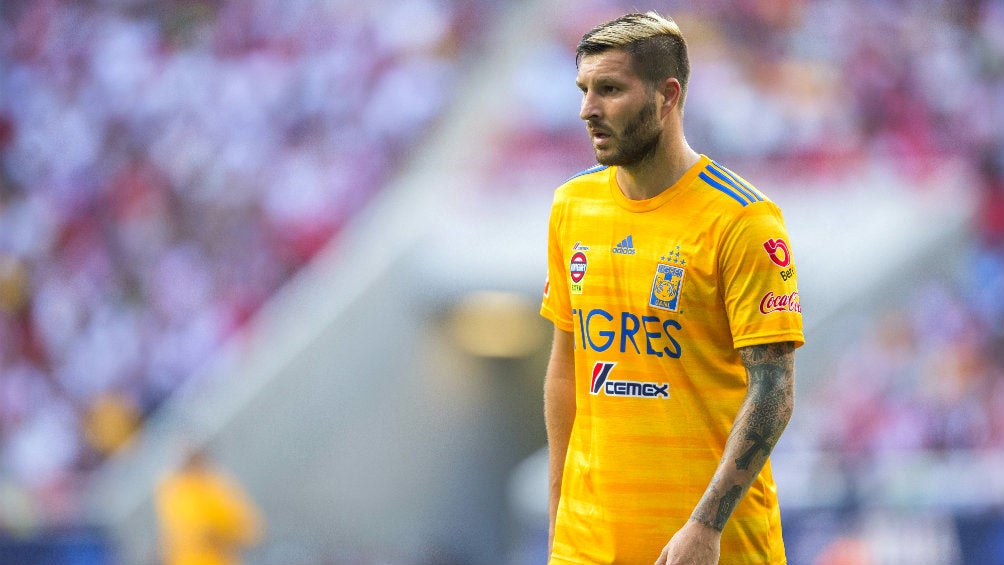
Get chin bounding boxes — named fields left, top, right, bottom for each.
left=596, top=154, right=626, bottom=167
left=593, top=150, right=617, bottom=166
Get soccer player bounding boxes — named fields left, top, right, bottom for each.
left=156, top=445, right=264, bottom=565
left=540, top=11, right=804, bottom=565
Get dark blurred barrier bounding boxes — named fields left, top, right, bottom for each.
left=0, top=528, right=112, bottom=565
left=782, top=508, right=1004, bottom=565
left=955, top=510, right=1004, bottom=565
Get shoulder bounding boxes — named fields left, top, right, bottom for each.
left=688, top=160, right=791, bottom=250
left=563, top=163, right=609, bottom=184
left=555, top=164, right=609, bottom=196
left=547, top=164, right=611, bottom=220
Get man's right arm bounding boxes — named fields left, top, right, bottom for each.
left=544, top=326, right=576, bottom=555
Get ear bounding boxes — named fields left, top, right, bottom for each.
left=657, top=77, right=683, bottom=116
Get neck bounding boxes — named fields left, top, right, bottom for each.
left=615, top=139, right=701, bottom=201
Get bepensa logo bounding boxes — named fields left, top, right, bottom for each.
left=763, top=238, right=791, bottom=267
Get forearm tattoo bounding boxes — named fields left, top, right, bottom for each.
left=691, top=342, right=795, bottom=531
left=716, top=485, right=743, bottom=524
left=735, top=430, right=770, bottom=471
left=734, top=342, right=794, bottom=470
left=693, top=480, right=742, bottom=532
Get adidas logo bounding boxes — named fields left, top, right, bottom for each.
left=612, top=235, right=636, bottom=255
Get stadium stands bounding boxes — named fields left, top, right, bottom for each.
left=0, top=0, right=495, bottom=539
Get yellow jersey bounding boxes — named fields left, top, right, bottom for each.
left=156, top=465, right=263, bottom=565
left=540, top=155, right=803, bottom=565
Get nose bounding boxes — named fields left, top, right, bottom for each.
left=580, top=91, right=599, bottom=121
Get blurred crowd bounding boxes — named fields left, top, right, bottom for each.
left=811, top=149, right=1004, bottom=460
left=0, top=0, right=490, bottom=532
left=496, top=0, right=1004, bottom=187
left=1, top=0, right=1004, bottom=559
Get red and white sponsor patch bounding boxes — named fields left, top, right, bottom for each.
left=763, top=238, right=791, bottom=267
left=569, top=252, right=587, bottom=283
left=760, top=291, right=801, bottom=314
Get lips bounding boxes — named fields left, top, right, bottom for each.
left=588, top=126, right=612, bottom=146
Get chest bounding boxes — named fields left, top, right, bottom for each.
left=560, top=208, right=721, bottom=315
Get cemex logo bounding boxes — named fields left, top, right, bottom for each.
left=590, top=362, right=670, bottom=399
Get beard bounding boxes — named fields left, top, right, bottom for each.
left=592, top=100, right=662, bottom=167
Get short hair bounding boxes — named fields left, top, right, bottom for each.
left=576, top=11, right=690, bottom=107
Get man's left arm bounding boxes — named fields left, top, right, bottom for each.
left=656, top=341, right=796, bottom=565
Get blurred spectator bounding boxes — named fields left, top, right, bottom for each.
left=155, top=445, right=263, bottom=565
left=976, top=143, right=1004, bottom=251
left=812, top=536, right=873, bottom=565
left=81, top=391, right=142, bottom=458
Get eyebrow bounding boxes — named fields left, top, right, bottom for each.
left=576, top=74, right=629, bottom=89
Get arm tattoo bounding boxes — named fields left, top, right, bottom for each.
left=690, top=342, right=795, bottom=532
left=715, top=486, right=743, bottom=527
left=692, top=482, right=744, bottom=532
left=735, top=430, right=770, bottom=471
left=735, top=342, right=795, bottom=473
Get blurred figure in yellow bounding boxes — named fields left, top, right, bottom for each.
left=155, top=445, right=263, bottom=565
left=82, top=392, right=142, bottom=457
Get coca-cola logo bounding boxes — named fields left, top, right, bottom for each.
left=759, top=291, right=801, bottom=314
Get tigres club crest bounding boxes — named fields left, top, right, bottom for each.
left=650, top=264, right=684, bottom=312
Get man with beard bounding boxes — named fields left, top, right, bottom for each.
left=539, top=12, right=804, bottom=565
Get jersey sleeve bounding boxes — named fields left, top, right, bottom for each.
left=540, top=193, right=574, bottom=331
left=719, top=201, right=804, bottom=350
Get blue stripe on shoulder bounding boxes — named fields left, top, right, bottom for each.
left=707, top=164, right=762, bottom=204
left=711, top=161, right=767, bottom=202
left=564, top=164, right=608, bottom=183
left=699, top=170, right=751, bottom=206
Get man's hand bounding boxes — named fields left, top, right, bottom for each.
left=654, top=520, right=721, bottom=565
